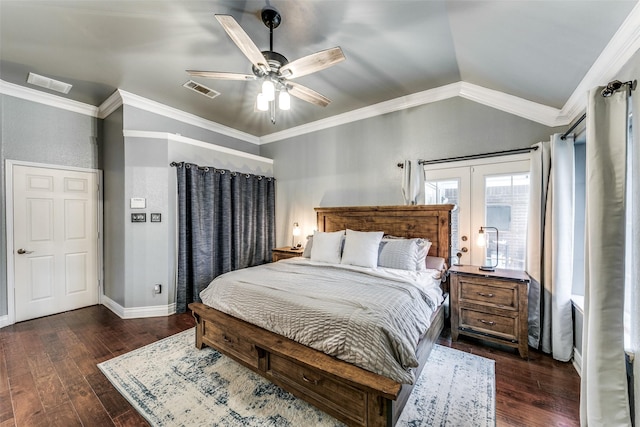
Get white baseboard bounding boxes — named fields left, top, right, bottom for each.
left=572, top=346, right=582, bottom=376
left=0, top=314, right=11, bottom=329
left=102, top=295, right=176, bottom=319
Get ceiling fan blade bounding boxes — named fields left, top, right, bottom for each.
left=215, top=14, right=270, bottom=74
left=279, top=47, right=345, bottom=79
left=287, top=82, right=331, bottom=107
left=187, top=70, right=257, bottom=81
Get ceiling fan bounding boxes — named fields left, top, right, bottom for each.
left=187, top=6, right=346, bottom=123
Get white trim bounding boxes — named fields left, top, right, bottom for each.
left=97, top=90, right=123, bottom=119
left=0, top=315, right=10, bottom=329
left=123, top=130, right=274, bottom=164
left=458, top=82, right=564, bottom=127
left=101, top=295, right=176, bottom=319
left=4, top=160, right=102, bottom=327
left=0, top=79, right=98, bottom=117
left=111, top=90, right=261, bottom=145
left=261, top=82, right=571, bottom=143
left=573, top=346, right=583, bottom=377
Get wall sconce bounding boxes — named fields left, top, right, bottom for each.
left=477, top=226, right=499, bottom=271
left=291, top=222, right=301, bottom=249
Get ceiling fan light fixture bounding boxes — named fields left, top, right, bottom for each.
left=279, top=90, right=290, bottom=111
left=257, top=92, right=269, bottom=111
left=262, top=80, right=275, bottom=101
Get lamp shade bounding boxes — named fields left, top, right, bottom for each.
left=262, top=80, right=275, bottom=101
left=292, top=222, right=301, bottom=236
left=477, top=228, right=486, bottom=247
left=279, top=90, right=290, bottom=110
left=256, top=93, right=268, bottom=111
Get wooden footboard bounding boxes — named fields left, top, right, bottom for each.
left=188, top=302, right=445, bottom=427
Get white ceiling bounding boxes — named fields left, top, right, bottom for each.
left=1, top=1, right=638, bottom=138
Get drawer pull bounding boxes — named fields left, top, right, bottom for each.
left=479, top=319, right=496, bottom=326
left=477, top=292, right=494, bottom=298
left=301, top=374, right=319, bottom=385
left=222, top=334, right=232, bottom=343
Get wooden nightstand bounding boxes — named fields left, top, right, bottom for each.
left=449, top=265, right=530, bottom=358
left=271, top=246, right=304, bottom=262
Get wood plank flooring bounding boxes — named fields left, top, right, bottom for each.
left=0, top=305, right=580, bottom=426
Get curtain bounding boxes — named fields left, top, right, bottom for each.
left=175, top=162, right=276, bottom=313
left=525, top=134, right=575, bottom=361
left=580, top=87, right=631, bottom=425
left=631, top=89, right=640, bottom=427
left=402, top=160, right=423, bottom=205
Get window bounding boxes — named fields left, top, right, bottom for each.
left=424, top=156, right=530, bottom=270
left=483, top=173, right=530, bottom=270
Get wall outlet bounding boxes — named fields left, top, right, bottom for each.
left=154, top=284, right=162, bottom=294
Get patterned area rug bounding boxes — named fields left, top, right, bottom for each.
left=98, top=329, right=495, bottom=426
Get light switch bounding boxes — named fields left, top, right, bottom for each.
left=130, top=197, right=146, bottom=209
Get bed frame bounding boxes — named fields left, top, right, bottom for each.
left=189, top=204, right=453, bottom=427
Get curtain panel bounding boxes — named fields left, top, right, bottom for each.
left=526, top=134, right=575, bottom=361
left=580, top=87, right=631, bottom=426
left=175, top=162, right=276, bottom=313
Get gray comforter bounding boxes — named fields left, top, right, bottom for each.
left=199, top=258, right=443, bottom=384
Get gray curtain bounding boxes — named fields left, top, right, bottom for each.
left=175, top=162, right=276, bottom=313
left=580, top=86, right=631, bottom=425
left=526, top=134, right=575, bottom=361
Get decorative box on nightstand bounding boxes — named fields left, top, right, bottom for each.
left=449, top=264, right=530, bottom=358
left=271, top=246, right=304, bottom=262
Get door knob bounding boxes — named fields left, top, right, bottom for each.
left=461, top=236, right=468, bottom=241
left=461, top=247, right=468, bottom=253
left=17, top=248, right=34, bottom=254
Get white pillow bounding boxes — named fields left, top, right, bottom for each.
left=378, top=238, right=431, bottom=271
left=302, top=235, right=313, bottom=258
left=415, top=240, right=432, bottom=270
left=340, top=229, right=384, bottom=268
left=310, top=230, right=344, bottom=264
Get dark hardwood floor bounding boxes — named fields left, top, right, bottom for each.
left=0, top=305, right=580, bottom=426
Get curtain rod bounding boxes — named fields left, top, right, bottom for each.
left=560, top=79, right=636, bottom=141
left=560, top=113, right=586, bottom=141
left=413, top=146, right=538, bottom=167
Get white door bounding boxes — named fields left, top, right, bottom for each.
left=424, top=166, right=471, bottom=266
left=424, top=156, right=530, bottom=270
left=12, top=165, right=99, bottom=322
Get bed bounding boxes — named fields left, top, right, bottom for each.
left=188, top=204, right=453, bottom=427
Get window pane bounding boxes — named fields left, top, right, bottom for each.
left=425, top=179, right=459, bottom=266
left=484, top=173, right=530, bottom=270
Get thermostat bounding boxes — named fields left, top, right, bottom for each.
left=130, top=197, right=146, bottom=209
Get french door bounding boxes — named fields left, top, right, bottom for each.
left=424, top=156, right=530, bottom=270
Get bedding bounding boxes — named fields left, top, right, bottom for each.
left=199, top=257, right=443, bottom=384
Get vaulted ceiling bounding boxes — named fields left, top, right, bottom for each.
left=1, top=1, right=638, bottom=139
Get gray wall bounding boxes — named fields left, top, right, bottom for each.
left=102, top=107, right=125, bottom=306
left=260, top=96, right=563, bottom=246
left=100, top=104, right=272, bottom=310
left=0, top=95, right=98, bottom=317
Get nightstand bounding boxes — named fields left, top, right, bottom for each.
left=449, top=265, right=530, bottom=358
left=271, top=246, right=304, bottom=262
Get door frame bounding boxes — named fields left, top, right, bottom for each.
left=4, top=160, right=103, bottom=326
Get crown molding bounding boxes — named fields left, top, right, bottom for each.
left=109, top=90, right=260, bottom=145
left=123, top=130, right=273, bottom=164
left=0, top=79, right=99, bottom=117
left=260, top=81, right=565, bottom=143
left=260, top=83, right=462, bottom=144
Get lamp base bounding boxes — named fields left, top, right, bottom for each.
left=478, top=265, right=495, bottom=272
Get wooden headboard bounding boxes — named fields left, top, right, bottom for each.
left=315, top=205, right=454, bottom=262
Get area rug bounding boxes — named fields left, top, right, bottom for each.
left=98, top=329, right=495, bottom=426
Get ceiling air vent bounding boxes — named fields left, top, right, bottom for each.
left=183, top=80, right=220, bottom=99
left=27, top=72, right=72, bottom=94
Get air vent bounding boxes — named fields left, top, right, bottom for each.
left=27, top=72, right=72, bottom=94
left=183, top=80, right=220, bottom=99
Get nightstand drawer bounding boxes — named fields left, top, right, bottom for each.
left=460, top=308, right=517, bottom=341
left=459, top=278, right=517, bottom=310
